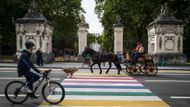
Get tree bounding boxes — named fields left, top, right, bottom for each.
left=0, top=0, right=30, bottom=54
left=0, top=0, right=83, bottom=55
left=95, top=0, right=190, bottom=58
left=37, top=0, right=83, bottom=50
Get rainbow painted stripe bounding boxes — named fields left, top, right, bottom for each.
left=40, top=73, right=170, bottom=107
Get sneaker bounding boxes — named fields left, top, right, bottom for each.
left=28, top=93, right=39, bottom=99
left=21, top=87, right=33, bottom=93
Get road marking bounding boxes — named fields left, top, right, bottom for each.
left=0, top=77, right=60, bottom=80
left=0, top=94, right=5, bottom=97
left=41, top=100, right=169, bottom=106
left=40, top=74, right=169, bottom=107
left=170, top=96, right=190, bottom=99
left=159, top=73, right=190, bottom=76
left=145, top=80, right=190, bottom=83
left=0, top=68, right=63, bottom=72
left=0, top=94, right=40, bottom=97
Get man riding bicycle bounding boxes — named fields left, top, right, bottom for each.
left=17, top=41, right=41, bottom=98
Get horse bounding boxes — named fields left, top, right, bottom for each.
left=82, top=47, right=122, bottom=74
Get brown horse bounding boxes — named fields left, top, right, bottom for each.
left=82, top=47, right=122, bottom=74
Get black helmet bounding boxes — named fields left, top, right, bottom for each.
left=25, top=41, right=35, bottom=49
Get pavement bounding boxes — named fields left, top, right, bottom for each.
left=0, top=62, right=190, bottom=70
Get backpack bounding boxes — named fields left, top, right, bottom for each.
left=16, top=50, right=22, bottom=60
left=17, top=52, right=30, bottom=77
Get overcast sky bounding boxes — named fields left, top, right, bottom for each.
left=81, top=0, right=103, bottom=33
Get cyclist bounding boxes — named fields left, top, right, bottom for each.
left=17, top=41, right=41, bottom=98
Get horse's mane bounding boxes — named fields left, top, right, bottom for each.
left=88, top=48, right=96, bottom=53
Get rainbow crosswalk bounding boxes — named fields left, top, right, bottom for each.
left=40, top=70, right=170, bottom=107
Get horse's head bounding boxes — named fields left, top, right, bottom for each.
left=82, top=47, right=96, bottom=58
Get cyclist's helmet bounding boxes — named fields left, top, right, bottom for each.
left=25, top=41, right=35, bottom=49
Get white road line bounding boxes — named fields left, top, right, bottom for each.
left=56, top=88, right=151, bottom=92
left=170, top=96, right=190, bottom=99
left=0, top=94, right=5, bottom=97
left=47, top=95, right=162, bottom=101
left=145, top=80, right=190, bottom=83
left=159, top=74, right=190, bottom=76
left=0, top=77, right=60, bottom=80
left=0, top=94, right=40, bottom=97
left=61, top=82, right=143, bottom=86
left=0, top=70, right=64, bottom=73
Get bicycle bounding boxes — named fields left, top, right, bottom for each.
left=4, top=69, right=65, bottom=104
left=124, top=54, right=158, bottom=76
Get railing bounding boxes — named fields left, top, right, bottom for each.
left=54, top=56, right=78, bottom=62
left=0, top=55, right=15, bottom=63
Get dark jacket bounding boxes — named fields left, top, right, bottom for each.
left=17, top=49, right=40, bottom=77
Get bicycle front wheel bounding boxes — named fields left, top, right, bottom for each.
left=42, top=81, right=65, bottom=104
left=4, top=81, right=28, bottom=104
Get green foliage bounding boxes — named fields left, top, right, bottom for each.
left=87, top=33, right=95, bottom=47
left=0, top=0, right=30, bottom=54
left=38, top=0, right=83, bottom=50
left=0, top=0, right=83, bottom=55
left=95, top=0, right=190, bottom=54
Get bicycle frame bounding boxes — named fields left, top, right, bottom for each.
left=21, top=70, right=51, bottom=94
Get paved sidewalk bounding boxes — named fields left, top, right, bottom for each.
left=0, top=62, right=190, bottom=70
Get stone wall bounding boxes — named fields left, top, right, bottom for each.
left=154, top=53, right=187, bottom=65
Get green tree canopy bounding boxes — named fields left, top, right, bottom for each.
left=0, top=0, right=83, bottom=55
left=95, top=0, right=190, bottom=56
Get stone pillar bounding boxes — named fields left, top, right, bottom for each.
left=77, top=24, right=88, bottom=62
left=78, top=24, right=88, bottom=55
left=113, top=15, right=124, bottom=62
left=113, top=26, right=124, bottom=62
left=77, top=15, right=89, bottom=62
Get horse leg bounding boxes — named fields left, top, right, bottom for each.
left=98, top=63, right=102, bottom=74
left=90, top=63, right=96, bottom=73
left=106, top=62, right=112, bottom=74
left=114, top=62, right=121, bottom=75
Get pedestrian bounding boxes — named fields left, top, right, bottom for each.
left=36, top=48, right=43, bottom=66
left=17, top=41, right=41, bottom=98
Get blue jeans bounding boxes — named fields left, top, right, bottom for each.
left=24, top=71, right=40, bottom=91
left=131, top=53, right=143, bottom=65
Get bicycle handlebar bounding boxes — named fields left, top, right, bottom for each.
left=42, top=69, right=52, bottom=78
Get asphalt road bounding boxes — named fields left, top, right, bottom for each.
left=0, top=67, right=190, bottom=107
left=0, top=68, right=66, bottom=107
left=133, top=70, right=190, bottom=107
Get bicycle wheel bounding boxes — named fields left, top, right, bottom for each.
left=4, top=81, right=28, bottom=104
left=146, top=64, right=158, bottom=76
left=42, top=81, right=65, bottom=104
